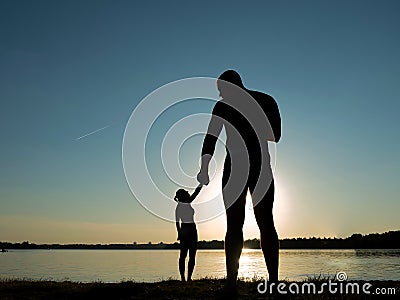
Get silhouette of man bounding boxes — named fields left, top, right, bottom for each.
left=197, top=70, right=281, bottom=292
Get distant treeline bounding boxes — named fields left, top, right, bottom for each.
left=1, top=231, right=399, bottom=250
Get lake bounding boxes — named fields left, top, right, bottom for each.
left=0, top=249, right=399, bottom=282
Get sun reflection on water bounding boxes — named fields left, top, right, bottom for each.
left=238, top=249, right=268, bottom=281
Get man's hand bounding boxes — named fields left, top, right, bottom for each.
left=197, top=170, right=210, bottom=186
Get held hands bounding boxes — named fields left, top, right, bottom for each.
left=197, top=169, right=210, bottom=186
left=198, top=154, right=212, bottom=186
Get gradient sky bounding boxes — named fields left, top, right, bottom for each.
left=1, top=0, right=399, bottom=244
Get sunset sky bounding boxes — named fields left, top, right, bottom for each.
left=1, top=0, right=399, bottom=244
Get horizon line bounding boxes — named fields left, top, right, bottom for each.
left=1, top=230, right=398, bottom=246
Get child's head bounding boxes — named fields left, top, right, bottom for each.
left=174, top=189, right=190, bottom=203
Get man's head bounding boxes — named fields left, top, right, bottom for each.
left=217, top=70, right=245, bottom=98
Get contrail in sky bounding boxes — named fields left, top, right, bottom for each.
left=75, top=125, right=111, bottom=141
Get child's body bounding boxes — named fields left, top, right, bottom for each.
left=174, top=185, right=202, bottom=282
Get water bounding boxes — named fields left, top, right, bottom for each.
left=0, top=249, right=399, bottom=282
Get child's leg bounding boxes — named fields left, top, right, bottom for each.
left=187, top=238, right=197, bottom=281
left=179, top=243, right=189, bottom=281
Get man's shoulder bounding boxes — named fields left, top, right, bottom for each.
left=248, top=89, right=275, bottom=102
left=247, top=89, right=278, bottom=110
left=212, top=100, right=227, bottom=115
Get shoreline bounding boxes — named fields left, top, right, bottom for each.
left=1, top=230, right=399, bottom=251
left=2, top=248, right=400, bottom=251
left=1, top=278, right=399, bottom=299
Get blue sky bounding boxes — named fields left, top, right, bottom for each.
left=0, top=0, right=399, bottom=243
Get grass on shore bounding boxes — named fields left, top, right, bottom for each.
left=0, top=277, right=399, bottom=300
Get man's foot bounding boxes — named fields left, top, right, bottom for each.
left=180, top=276, right=186, bottom=282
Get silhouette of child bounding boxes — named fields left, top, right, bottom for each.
left=174, top=184, right=202, bottom=282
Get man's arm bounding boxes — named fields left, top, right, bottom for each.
left=264, top=95, right=281, bottom=143
left=198, top=105, right=223, bottom=185
left=271, top=98, right=281, bottom=143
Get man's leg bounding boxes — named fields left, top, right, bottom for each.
left=222, top=153, right=249, bottom=290
left=253, top=179, right=279, bottom=282
left=224, top=187, right=246, bottom=287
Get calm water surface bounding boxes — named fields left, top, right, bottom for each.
left=0, top=249, right=399, bottom=282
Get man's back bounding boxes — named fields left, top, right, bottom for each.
left=212, top=88, right=281, bottom=153
left=247, top=89, right=281, bottom=143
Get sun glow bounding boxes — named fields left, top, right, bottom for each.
left=273, top=176, right=292, bottom=236
left=244, top=178, right=291, bottom=239
left=196, top=171, right=292, bottom=241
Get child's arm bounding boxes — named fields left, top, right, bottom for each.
left=175, top=206, right=181, bottom=240
left=188, top=184, right=203, bottom=203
